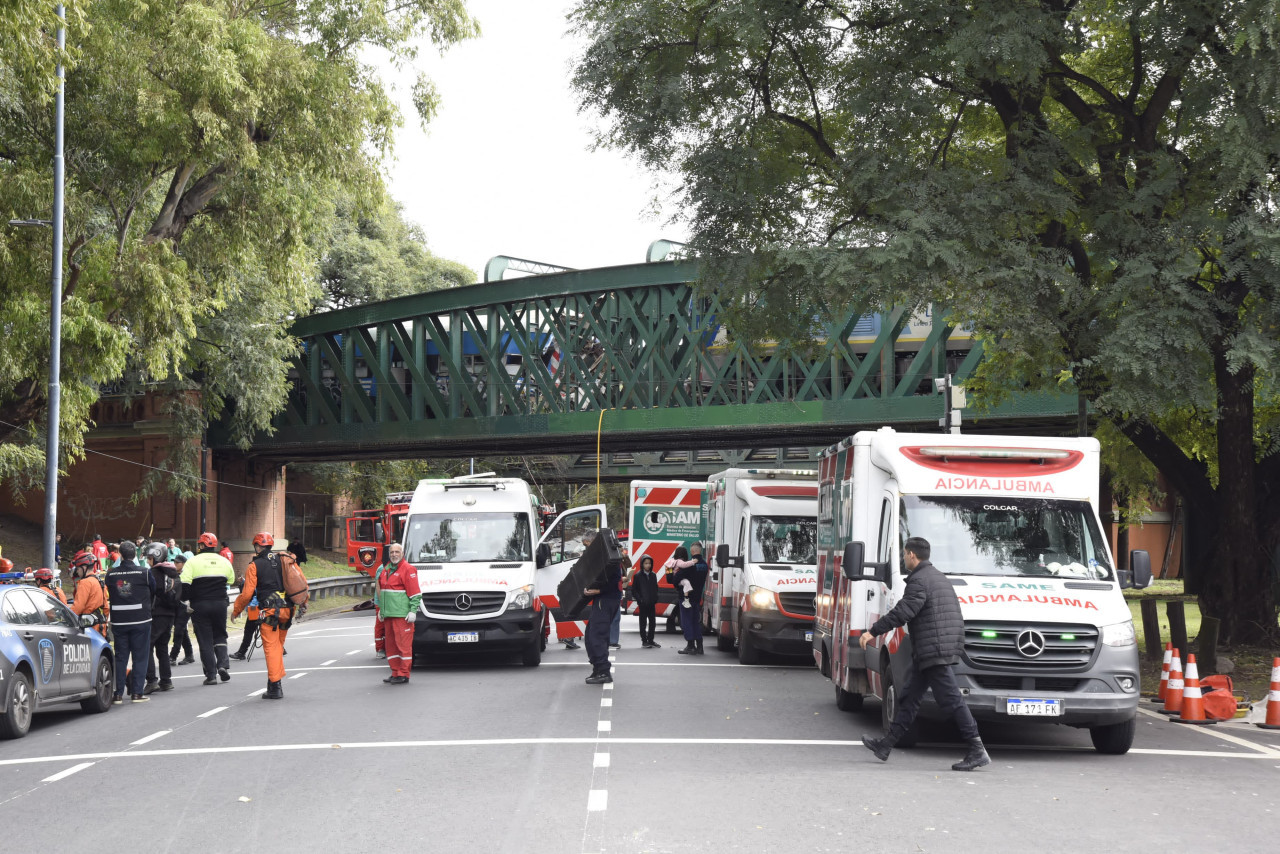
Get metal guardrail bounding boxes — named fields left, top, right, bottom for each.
left=306, top=574, right=374, bottom=601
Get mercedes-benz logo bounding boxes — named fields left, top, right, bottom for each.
left=455, top=593, right=472, bottom=611
left=1016, top=629, right=1046, bottom=657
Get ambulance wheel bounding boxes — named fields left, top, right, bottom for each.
left=0, top=669, right=33, bottom=739
left=1089, top=718, right=1135, bottom=755
left=880, top=667, right=917, bottom=747
left=716, top=629, right=735, bottom=652
left=80, top=655, right=114, bottom=714
left=737, top=619, right=761, bottom=665
left=522, top=634, right=543, bottom=667
left=835, top=682, right=863, bottom=712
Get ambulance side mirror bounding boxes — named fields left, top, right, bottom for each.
left=1123, top=549, right=1153, bottom=590
left=841, top=542, right=866, bottom=580
left=716, top=543, right=730, bottom=569
left=536, top=542, right=552, bottom=569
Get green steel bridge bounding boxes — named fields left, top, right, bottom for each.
left=236, top=258, right=1078, bottom=471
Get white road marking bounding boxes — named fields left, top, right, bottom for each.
left=42, top=762, right=95, bottom=782
left=602, top=682, right=613, bottom=690
left=597, top=721, right=611, bottom=732
left=345, top=650, right=362, bottom=656
left=1135, top=707, right=1280, bottom=757
left=320, top=660, right=337, bottom=666
left=289, top=672, right=307, bottom=680
left=291, top=626, right=373, bottom=636
left=587, top=790, right=608, bottom=811
left=130, top=731, right=171, bottom=746
left=197, top=706, right=228, bottom=719
left=593, top=752, right=610, bottom=768
left=248, top=688, right=267, bottom=697
left=4, top=736, right=1276, bottom=767
left=601, top=698, right=613, bottom=707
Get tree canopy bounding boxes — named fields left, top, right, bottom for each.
left=571, top=0, right=1280, bottom=641
left=1, top=1, right=477, bottom=487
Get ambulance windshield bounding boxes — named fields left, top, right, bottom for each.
left=900, top=496, right=1113, bottom=580
left=404, top=513, right=532, bottom=564
left=750, top=516, right=817, bottom=565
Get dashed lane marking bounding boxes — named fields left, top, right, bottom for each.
left=320, top=660, right=337, bottom=666
left=197, top=706, right=228, bottom=719
left=586, top=790, right=608, bottom=811
left=289, top=672, right=307, bottom=680
left=41, top=762, right=95, bottom=782
left=601, top=698, right=612, bottom=707
left=130, top=731, right=171, bottom=746
left=248, top=688, right=267, bottom=697
left=593, top=753, right=610, bottom=768
left=345, top=650, right=363, bottom=656
left=597, top=721, right=611, bottom=733
left=3, top=737, right=1277, bottom=768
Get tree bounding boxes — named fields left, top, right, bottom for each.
left=571, top=0, right=1280, bottom=642
left=1, top=1, right=477, bottom=487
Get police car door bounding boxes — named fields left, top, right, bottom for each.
left=535, top=505, right=608, bottom=609
left=2, top=589, right=63, bottom=698
left=32, top=588, right=94, bottom=695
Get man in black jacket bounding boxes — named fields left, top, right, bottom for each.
left=859, top=537, right=990, bottom=771
left=105, top=541, right=156, bottom=703
left=143, top=542, right=182, bottom=694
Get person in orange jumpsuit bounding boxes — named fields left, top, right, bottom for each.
left=233, top=532, right=299, bottom=700
left=32, top=567, right=67, bottom=604
left=68, top=551, right=110, bottom=639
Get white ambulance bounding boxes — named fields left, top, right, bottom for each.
left=626, top=480, right=708, bottom=632
left=814, top=428, right=1151, bottom=753
left=401, top=475, right=606, bottom=665
left=703, top=469, right=819, bottom=664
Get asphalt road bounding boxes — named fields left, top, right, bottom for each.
left=3, top=611, right=1278, bottom=853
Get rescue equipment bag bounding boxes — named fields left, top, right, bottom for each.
left=281, top=551, right=309, bottom=607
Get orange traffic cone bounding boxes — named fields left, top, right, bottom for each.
left=1258, top=657, right=1280, bottom=731
left=1174, top=654, right=1216, bottom=726
left=1156, top=643, right=1173, bottom=703
left=1160, top=660, right=1184, bottom=716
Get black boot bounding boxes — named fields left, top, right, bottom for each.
left=677, top=641, right=695, bottom=655
left=952, top=737, right=990, bottom=771
left=861, top=730, right=899, bottom=762
left=694, top=638, right=704, bottom=655
left=263, top=680, right=283, bottom=700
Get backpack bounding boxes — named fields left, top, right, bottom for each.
left=280, top=552, right=309, bottom=607
left=158, top=573, right=184, bottom=611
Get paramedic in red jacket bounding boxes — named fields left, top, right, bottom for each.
left=377, top=543, right=421, bottom=684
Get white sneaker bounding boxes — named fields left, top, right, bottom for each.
left=375, top=650, right=387, bottom=660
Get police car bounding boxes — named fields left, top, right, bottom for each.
left=1, top=578, right=115, bottom=738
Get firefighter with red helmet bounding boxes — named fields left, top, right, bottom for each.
left=233, top=532, right=297, bottom=700
left=32, top=567, right=67, bottom=604
left=181, top=531, right=236, bottom=685
left=69, top=551, right=110, bottom=639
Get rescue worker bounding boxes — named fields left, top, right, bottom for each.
left=372, top=554, right=396, bottom=660
left=91, top=534, right=109, bottom=572
left=69, top=551, right=111, bottom=640
left=105, top=541, right=155, bottom=703
left=859, top=537, right=991, bottom=771
left=169, top=551, right=196, bottom=666
left=376, top=542, right=420, bottom=684
left=32, top=567, right=67, bottom=604
left=233, top=532, right=299, bottom=699
left=181, top=532, right=236, bottom=686
left=218, top=540, right=234, bottom=567
left=144, top=542, right=182, bottom=694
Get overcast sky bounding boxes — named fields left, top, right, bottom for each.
left=382, top=1, right=686, bottom=280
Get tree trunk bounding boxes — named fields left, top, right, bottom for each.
left=1197, top=359, right=1277, bottom=645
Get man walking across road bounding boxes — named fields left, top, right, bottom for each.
left=859, top=537, right=990, bottom=771
left=376, top=543, right=421, bottom=684
left=234, top=532, right=299, bottom=699
left=630, top=555, right=661, bottom=649
left=105, top=541, right=155, bottom=703
left=181, top=532, right=236, bottom=686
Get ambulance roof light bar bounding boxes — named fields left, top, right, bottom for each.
left=916, top=446, right=1073, bottom=461
left=743, top=469, right=818, bottom=478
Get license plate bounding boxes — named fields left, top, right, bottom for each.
left=447, top=632, right=479, bottom=644
left=804, top=631, right=814, bottom=642
left=1006, top=698, right=1062, bottom=716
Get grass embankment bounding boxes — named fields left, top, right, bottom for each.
left=1123, top=579, right=1276, bottom=703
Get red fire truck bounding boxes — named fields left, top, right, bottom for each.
left=345, top=492, right=412, bottom=576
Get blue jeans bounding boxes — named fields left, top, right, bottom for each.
left=113, top=623, right=152, bottom=696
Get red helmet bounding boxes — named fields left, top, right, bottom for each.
left=33, top=567, right=54, bottom=582
left=71, top=551, right=98, bottom=569
left=0, top=557, right=13, bottom=573
left=197, top=532, right=219, bottom=549
left=253, top=532, right=275, bottom=548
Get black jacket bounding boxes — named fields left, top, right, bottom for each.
left=869, top=560, right=965, bottom=669
left=671, top=557, right=709, bottom=608
left=150, top=562, right=184, bottom=618
left=630, top=569, right=660, bottom=606
left=105, top=559, right=155, bottom=627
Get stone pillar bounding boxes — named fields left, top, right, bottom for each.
left=211, top=453, right=286, bottom=577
